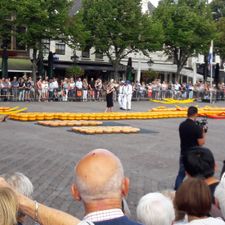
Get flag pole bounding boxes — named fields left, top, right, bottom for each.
left=210, top=40, right=213, bottom=104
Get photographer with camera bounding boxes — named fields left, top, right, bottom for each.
left=174, top=106, right=207, bottom=190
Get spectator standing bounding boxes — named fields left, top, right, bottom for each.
left=174, top=81, right=181, bottom=99
left=11, top=77, right=19, bottom=101
left=82, top=79, right=88, bottom=102
left=48, top=79, right=54, bottom=101
left=62, top=78, right=69, bottom=101
left=187, top=82, right=194, bottom=99
left=68, top=78, right=76, bottom=100
left=18, top=78, right=25, bottom=101
left=41, top=80, right=49, bottom=101
left=161, top=81, right=168, bottom=99
left=52, top=77, right=59, bottom=101
left=174, top=106, right=206, bottom=190
left=75, top=77, right=83, bottom=101
left=24, top=77, right=32, bottom=101
left=105, top=82, right=115, bottom=112
left=89, top=77, right=95, bottom=101
left=95, top=78, right=102, bottom=101
left=1, top=78, right=11, bottom=101
left=36, top=78, right=42, bottom=102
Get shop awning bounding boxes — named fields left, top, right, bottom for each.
left=51, top=61, right=127, bottom=72
left=0, top=58, right=32, bottom=73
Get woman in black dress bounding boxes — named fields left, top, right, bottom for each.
left=105, top=82, right=115, bottom=112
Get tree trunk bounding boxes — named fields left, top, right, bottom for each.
left=176, top=63, right=182, bottom=82
left=32, top=49, right=37, bottom=83
left=113, top=61, right=119, bottom=81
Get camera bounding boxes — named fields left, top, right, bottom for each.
left=196, top=118, right=208, bottom=133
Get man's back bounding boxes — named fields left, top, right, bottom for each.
left=179, top=118, right=202, bottom=154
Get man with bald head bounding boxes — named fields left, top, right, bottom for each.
left=71, top=149, right=138, bottom=225
left=0, top=149, right=140, bottom=225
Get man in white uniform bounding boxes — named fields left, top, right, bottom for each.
left=123, top=81, right=133, bottom=110
left=118, top=81, right=125, bottom=109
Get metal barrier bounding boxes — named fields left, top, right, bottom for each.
left=0, top=87, right=224, bottom=102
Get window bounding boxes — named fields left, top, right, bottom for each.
left=55, top=43, right=65, bottom=55
left=96, top=51, right=103, bottom=60
left=82, top=46, right=90, bottom=59
left=42, top=39, right=50, bottom=55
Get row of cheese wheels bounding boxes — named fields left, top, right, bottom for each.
left=72, top=126, right=140, bottom=134
left=10, top=111, right=187, bottom=121
left=37, top=120, right=103, bottom=127
left=0, top=107, right=11, bottom=112
left=150, top=106, right=225, bottom=112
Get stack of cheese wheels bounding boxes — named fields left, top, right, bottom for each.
left=37, top=120, right=103, bottom=127
left=71, top=126, right=140, bottom=134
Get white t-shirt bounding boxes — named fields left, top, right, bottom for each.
left=76, top=81, right=83, bottom=89
left=188, top=217, right=225, bottom=225
left=52, top=81, right=59, bottom=89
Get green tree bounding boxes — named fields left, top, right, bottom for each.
left=210, top=0, right=225, bottom=60
left=154, top=0, right=216, bottom=78
left=66, top=65, right=84, bottom=78
left=82, top=0, right=164, bottom=80
left=65, top=10, right=91, bottom=65
left=210, top=0, right=225, bottom=19
left=142, top=70, right=159, bottom=83
left=15, top=0, right=72, bottom=81
left=0, top=0, right=16, bottom=47
left=66, top=10, right=90, bottom=50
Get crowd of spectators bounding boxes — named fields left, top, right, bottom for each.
left=1, top=147, right=225, bottom=225
left=0, top=75, right=225, bottom=102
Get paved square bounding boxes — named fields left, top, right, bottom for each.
left=1, top=101, right=225, bottom=219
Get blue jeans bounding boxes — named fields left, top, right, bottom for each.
left=174, top=155, right=186, bottom=190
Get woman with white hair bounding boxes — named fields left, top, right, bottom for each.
left=137, top=192, right=175, bottom=225
left=0, top=187, right=18, bottom=225
left=2, top=172, right=34, bottom=225
left=214, top=173, right=225, bottom=220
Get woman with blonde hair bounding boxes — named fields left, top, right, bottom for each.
left=0, top=187, right=18, bottom=225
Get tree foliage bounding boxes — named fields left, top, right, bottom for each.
left=154, top=0, right=216, bottom=76
left=0, top=0, right=17, bottom=47
left=16, top=0, right=71, bottom=49
left=210, top=0, right=225, bottom=59
left=66, top=65, right=84, bottom=77
left=15, top=0, right=72, bottom=80
left=210, top=0, right=225, bottom=19
left=142, top=70, right=159, bottom=83
left=82, top=0, right=164, bottom=78
left=65, top=10, right=90, bottom=51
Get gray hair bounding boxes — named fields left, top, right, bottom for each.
left=215, top=173, right=225, bottom=218
left=1, top=172, right=33, bottom=198
left=137, top=192, right=175, bottom=225
left=75, top=160, right=124, bottom=202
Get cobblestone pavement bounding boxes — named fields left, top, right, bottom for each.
left=1, top=100, right=225, bottom=221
